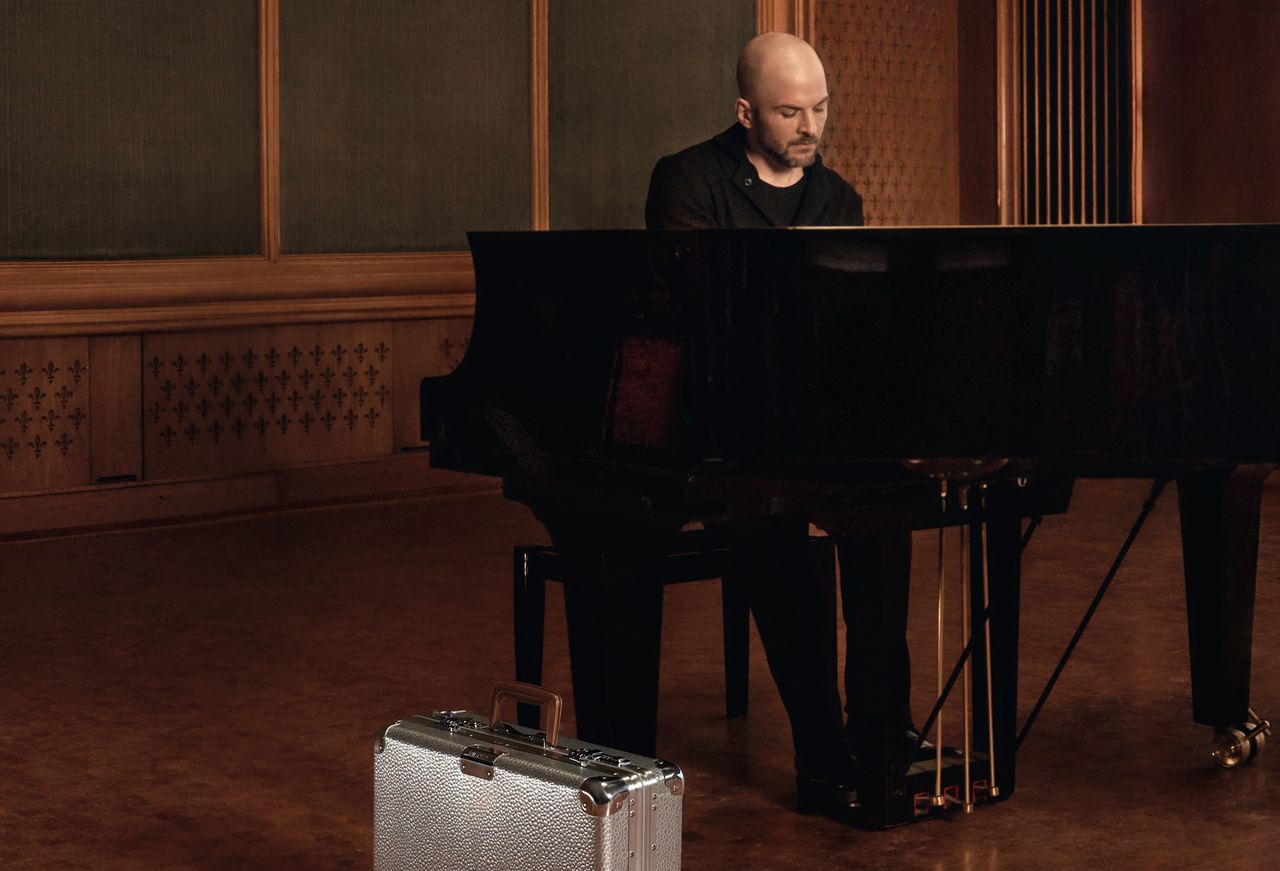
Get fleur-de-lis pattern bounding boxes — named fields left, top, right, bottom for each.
left=816, top=0, right=959, bottom=226
left=143, top=328, right=395, bottom=478
left=2, top=323, right=467, bottom=492
left=0, top=340, right=89, bottom=491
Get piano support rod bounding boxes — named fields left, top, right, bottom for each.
left=1017, top=477, right=1168, bottom=750
left=961, top=518, right=974, bottom=812
left=1021, top=514, right=1043, bottom=554
left=913, top=611, right=987, bottom=759
left=910, top=490, right=1000, bottom=761
left=980, top=512, right=999, bottom=798
left=932, top=481, right=948, bottom=807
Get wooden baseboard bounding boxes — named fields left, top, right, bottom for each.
left=0, top=452, right=498, bottom=540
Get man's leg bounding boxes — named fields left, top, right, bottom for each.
left=838, top=529, right=914, bottom=762
left=730, top=513, right=855, bottom=815
left=539, top=511, right=675, bottom=756
left=560, top=547, right=666, bottom=755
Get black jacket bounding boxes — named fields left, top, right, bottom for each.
left=644, top=123, right=864, bottom=229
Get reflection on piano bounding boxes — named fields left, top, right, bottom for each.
left=421, top=226, right=1274, bottom=825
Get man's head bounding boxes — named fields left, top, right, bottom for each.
left=735, top=33, right=830, bottom=175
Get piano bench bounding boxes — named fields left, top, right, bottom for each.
left=512, top=533, right=836, bottom=727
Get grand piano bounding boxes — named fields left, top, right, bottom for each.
left=421, top=225, right=1274, bottom=825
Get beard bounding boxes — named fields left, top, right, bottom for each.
left=761, top=132, right=820, bottom=168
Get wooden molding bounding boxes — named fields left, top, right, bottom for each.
left=0, top=453, right=498, bottom=540
left=531, top=0, right=550, bottom=230
left=1129, top=0, right=1144, bottom=224
left=0, top=252, right=478, bottom=333
left=0, top=251, right=473, bottom=308
left=758, top=0, right=814, bottom=40
left=997, top=0, right=1023, bottom=224
left=260, top=0, right=282, bottom=259
left=0, top=291, right=475, bottom=337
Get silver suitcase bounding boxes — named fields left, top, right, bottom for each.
left=374, top=682, right=684, bottom=871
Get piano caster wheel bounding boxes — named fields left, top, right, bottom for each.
left=1211, top=708, right=1271, bottom=768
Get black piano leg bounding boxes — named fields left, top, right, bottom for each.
left=560, top=548, right=665, bottom=756
left=969, top=504, right=1022, bottom=801
left=513, top=547, right=548, bottom=729
left=1176, top=465, right=1269, bottom=729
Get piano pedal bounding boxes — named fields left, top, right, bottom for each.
left=1211, top=708, right=1271, bottom=768
left=913, top=785, right=963, bottom=817
left=972, top=777, right=1000, bottom=802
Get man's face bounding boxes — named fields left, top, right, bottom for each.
left=747, top=67, right=829, bottom=170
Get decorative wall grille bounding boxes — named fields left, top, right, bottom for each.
left=816, top=0, right=960, bottom=226
left=143, top=325, right=398, bottom=478
left=1003, top=0, right=1132, bottom=224
left=0, top=339, right=92, bottom=493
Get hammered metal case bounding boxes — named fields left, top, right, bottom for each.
left=374, top=711, right=683, bottom=871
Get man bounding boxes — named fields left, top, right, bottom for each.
left=646, top=31, right=860, bottom=229
left=645, top=32, right=921, bottom=822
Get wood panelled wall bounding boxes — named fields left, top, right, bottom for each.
left=1137, top=0, right=1280, bottom=224
left=817, top=0, right=960, bottom=225
left=0, top=1, right=764, bottom=535
left=0, top=320, right=475, bottom=535
left=0, top=2, right=262, bottom=260
left=0, top=0, right=1011, bottom=534
left=548, top=1, right=754, bottom=230
left=279, top=2, right=534, bottom=251
left=814, top=1, right=998, bottom=225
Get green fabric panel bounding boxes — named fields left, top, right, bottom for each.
left=280, top=1, right=531, bottom=253
left=548, top=1, right=754, bottom=230
left=0, top=0, right=261, bottom=259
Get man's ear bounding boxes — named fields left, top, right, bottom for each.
left=735, top=97, right=752, bottom=129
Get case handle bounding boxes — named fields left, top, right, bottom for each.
left=489, top=681, right=563, bottom=746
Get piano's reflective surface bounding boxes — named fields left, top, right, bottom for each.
left=422, top=226, right=1275, bottom=825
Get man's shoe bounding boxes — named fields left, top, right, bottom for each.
left=904, top=728, right=962, bottom=763
left=796, top=772, right=862, bottom=822
left=847, top=727, right=963, bottom=766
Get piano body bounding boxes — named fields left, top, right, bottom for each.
left=421, top=225, right=1276, bottom=824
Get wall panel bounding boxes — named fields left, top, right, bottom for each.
left=815, top=0, right=960, bottom=225
left=0, top=1, right=261, bottom=259
left=1139, top=1, right=1280, bottom=223
left=548, top=0, right=755, bottom=229
left=89, top=336, right=142, bottom=483
left=0, top=316, right=482, bottom=530
left=280, top=0, right=532, bottom=252
left=142, top=324, right=399, bottom=479
left=0, top=338, right=92, bottom=493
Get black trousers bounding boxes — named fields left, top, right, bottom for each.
left=722, top=513, right=846, bottom=776
left=720, top=519, right=917, bottom=772
left=837, top=530, right=915, bottom=756
left=544, top=504, right=913, bottom=775
left=542, top=507, right=850, bottom=768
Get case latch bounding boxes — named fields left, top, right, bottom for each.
left=460, top=745, right=504, bottom=780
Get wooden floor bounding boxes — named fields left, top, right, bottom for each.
left=2, top=478, right=1279, bottom=869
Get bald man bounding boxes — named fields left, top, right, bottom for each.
left=645, top=33, right=924, bottom=824
left=645, top=32, right=862, bottom=229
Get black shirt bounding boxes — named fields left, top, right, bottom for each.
left=750, top=175, right=809, bottom=227
left=644, top=123, right=863, bottom=229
